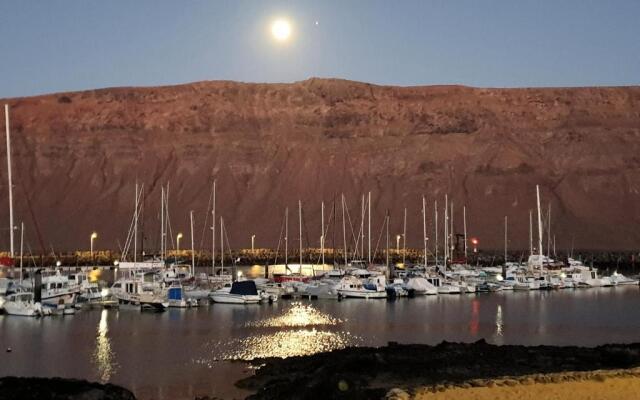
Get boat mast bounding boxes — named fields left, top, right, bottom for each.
left=212, top=179, right=216, bottom=275
left=385, top=211, right=390, bottom=271
left=368, top=191, right=371, bottom=265
left=134, top=183, right=138, bottom=267
left=546, top=203, right=551, bottom=258
left=449, top=200, right=455, bottom=263
left=434, top=200, right=438, bottom=266
left=160, top=186, right=165, bottom=260
left=529, top=209, right=533, bottom=255
left=422, top=197, right=427, bottom=267
left=360, top=194, right=364, bottom=259
left=403, top=206, right=407, bottom=266
left=341, top=194, right=347, bottom=267
left=4, top=105, right=14, bottom=258
left=19, top=221, right=23, bottom=284
left=444, top=195, right=448, bottom=270
left=298, top=200, right=303, bottom=270
left=463, top=206, right=468, bottom=262
left=321, top=201, right=325, bottom=267
left=504, top=216, right=508, bottom=263
left=536, top=185, right=544, bottom=261
left=285, top=207, right=289, bottom=270
left=190, top=210, right=195, bottom=277
left=220, top=217, right=224, bottom=275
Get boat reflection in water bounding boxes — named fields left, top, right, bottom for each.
left=197, top=302, right=359, bottom=363
left=93, top=309, right=118, bottom=382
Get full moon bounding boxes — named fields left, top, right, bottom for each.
left=271, top=19, right=291, bottom=41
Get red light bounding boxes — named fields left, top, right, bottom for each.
left=471, top=238, right=479, bottom=245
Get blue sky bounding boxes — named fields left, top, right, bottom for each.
left=1, top=0, right=639, bottom=97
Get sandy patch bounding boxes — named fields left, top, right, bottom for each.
left=397, top=368, right=640, bottom=400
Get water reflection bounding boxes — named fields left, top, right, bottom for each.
left=468, top=299, right=480, bottom=336
left=495, top=305, right=504, bottom=340
left=93, top=310, right=118, bottom=382
left=247, top=302, right=342, bottom=328
left=201, top=329, right=359, bottom=361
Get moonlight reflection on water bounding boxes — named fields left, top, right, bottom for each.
left=196, top=302, right=359, bottom=363
left=92, top=309, right=118, bottom=382
left=247, top=302, right=343, bottom=328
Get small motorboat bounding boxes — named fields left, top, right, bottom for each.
left=209, top=281, right=262, bottom=304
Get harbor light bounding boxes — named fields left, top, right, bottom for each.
left=113, top=260, right=119, bottom=266
left=396, top=235, right=401, bottom=252
left=251, top=234, right=255, bottom=253
left=471, top=237, right=479, bottom=253
left=177, top=233, right=183, bottom=252
left=90, top=232, right=98, bottom=262
left=56, top=260, right=61, bottom=267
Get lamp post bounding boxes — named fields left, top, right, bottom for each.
left=90, top=232, right=98, bottom=265
left=396, top=234, right=401, bottom=253
left=177, top=233, right=183, bottom=253
left=251, top=235, right=255, bottom=253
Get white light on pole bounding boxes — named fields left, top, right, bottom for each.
left=177, top=233, right=183, bottom=253
left=251, top=234, right=255, bottom=253
left=90, top=232, right=98, bottom=262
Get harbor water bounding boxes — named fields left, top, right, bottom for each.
left=1, top=286, right=639, bottom=399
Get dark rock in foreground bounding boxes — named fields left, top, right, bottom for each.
left=0, top=377, right=136, bottom=400
left=236, top=340, right=640, bottom=400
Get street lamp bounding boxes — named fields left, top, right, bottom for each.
left=396, top=235, right=401, bottom=252
left=471, top=237, right=479, bottom=253
left=90, top=232, right=98, bottom=264
left=177, top=233, right=183, bottom=253
left=251, top=234, right=256, bottom=253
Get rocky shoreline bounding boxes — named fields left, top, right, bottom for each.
left=236, top=340, right=640, bottom=399
left=3, top=341, right=640, bottom=399
left=0, top=377, right=136, bottom=400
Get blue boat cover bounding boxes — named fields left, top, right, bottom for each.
left=230, top=280, right=258, bottom=295
left=168, top=287, right=183, bottom=300
left=363, top=283, right=377, bottom=291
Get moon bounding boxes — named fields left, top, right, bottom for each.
left=271, top=19, right=291, bottom=42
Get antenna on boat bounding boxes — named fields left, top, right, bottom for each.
left=5, top=104, right=14, bottom=258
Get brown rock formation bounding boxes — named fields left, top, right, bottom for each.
left=1, top=78, right=640, bottom=253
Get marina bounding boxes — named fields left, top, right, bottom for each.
left=1, top=286, right=639, bottom=399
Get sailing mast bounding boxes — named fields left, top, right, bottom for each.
left=19, top=221, right=23, bottom=283
left=285, top=207, right=289, bottom=270
left=321, top=201, right=325, bottom=267
left=536, top=185, right=544, bottom=262
left=463, top=206, right=468, bottom=262
left=444, top=195, right=448, bottom=270
left=341, top=194, right=347, bottom=267
left=212, top=180, right=216, bottom=275
left=298, top=200, right=303, bottom=271
left=360, top=194, right=365, bottom=259
left=220, top=217, right=224, bottom=275
left=403, top=207, right=407, bottom=266
left=160, top=187, right=165, bottom=260
left=449, top=200, right=455, bottom=264
left=385, top=211, right=390, bottom=272
left=368, top=191, right=371, bottom=265
left=529, top=210, right=533, bottom=255
left=190, top=210, right=195, bottom=277
left=134, top=183, right=139, bottom=267
left=434, top=200, right=438, bottom=266
left=546, top=203, right=551, bottom=258
left=422, top=197, right=427, bottom=267
left=504, top=216, right=508, bottom=263
left=4, top=105, right=14, bottom=258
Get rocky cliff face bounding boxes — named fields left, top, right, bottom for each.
left=2, top=78, right=640, bottom=253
